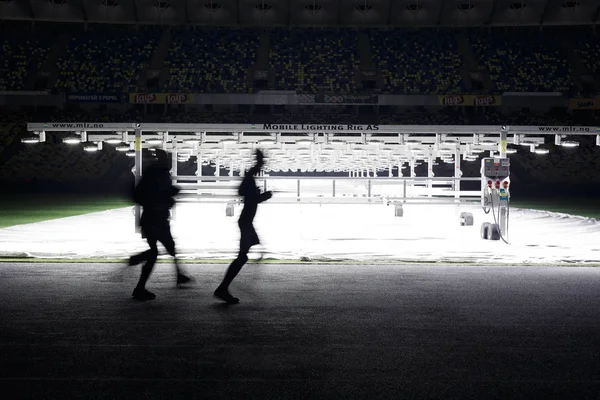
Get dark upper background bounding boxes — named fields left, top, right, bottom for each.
left=0, top=0, right=599, bottom=198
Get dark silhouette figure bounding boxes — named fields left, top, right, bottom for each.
left=129, top=149, right=192, bottom=301
left=214, top=149, right=272, bottom=304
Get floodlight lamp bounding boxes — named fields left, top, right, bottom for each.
left=105, top=137, right=122, bottom=144
left=83, top=143, right=99, bottom=152
left=21, top=136, right=40, bottom=144
left=116, top=144, right=130, bottom=152
left=441, top=139, right=458, bottom=145
left=146, top=139, right=163, bottom=145
left=560, top=140, right=579, bottom=148
left=126, top=150, right=136, bottom=157
left=63, top=137, right=81, bottom=144
left=534, top=148, right=550, bottom=155
left=505, top=148, right=517, bottom=154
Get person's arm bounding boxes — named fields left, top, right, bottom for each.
left=258, top=191, right=272, bottom=203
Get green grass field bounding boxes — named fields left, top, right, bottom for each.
left=0, top=194, right=598, bottom=229
left=0, top=194, right=133, bottom=228
left=510, top=198, right=600, bottom=219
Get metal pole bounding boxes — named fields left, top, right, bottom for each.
left=427, top=155, right=433, bottom=198
left=134, top=127, right=142, bottom=233
left=454, top=149, right=461, bottom=199
left=332, top=179, right=336, bottom=197
left=499, top=128, right=508, bottom=158
left=171, top=141, right=178, bottom=221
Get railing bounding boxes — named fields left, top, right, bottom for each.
left=172, top=176, right=482, bottom=205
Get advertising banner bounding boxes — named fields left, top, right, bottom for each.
left=297, top=94, right=315, bottom=104
left=27, top=123, right=599, bottom=135
left=66, top=93, right=128, bottom=103
left=129, top=93, right=194, bottom=105
left=438, top=95, right=501, bottom=107
left=568, top=98, right=600, bottom=110
left=315, top=94, right=379, bottom=104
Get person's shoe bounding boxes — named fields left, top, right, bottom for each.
left=128, top=254, right=142, bottom=266
left=132, top=287, right=156, bottom=301
left=214, top=288, right=240, bottom=304
left=176, top=274, right=193, bottom=285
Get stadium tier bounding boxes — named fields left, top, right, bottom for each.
left=0, top=25, right=596, bottom=95
left=165, top=28, right=260, bottom=93
left=370, top=30, right=466, bottom=94
left=0, top=29, right=52, bottom=91
left=54, top=27, right=160, bottom=94
left=269, top=29, right=359, bottom=94
left=572, top=31, right=600, bottom=76
left=469, top=31, right=577, bottom=94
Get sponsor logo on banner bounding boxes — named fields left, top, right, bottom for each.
left=165, top=93, right=191, bottom=104
left=298, top=94, right=315, bottom=104
left=129, top=93, right=193, bottom=104
left=66, top=93, right=127, bottom=103
left=472, top=95, right=497, bottom=106
left=131, top=93, right=158, bottom=104
left=439, top=95, right=465, bottom=106
left=324, top=95, right=344, bottom=103
left=568, top=98, right=600, bottom=110
left=316, top=94, right=378, bottom=104
left=438, top=95, right=501, bottom=106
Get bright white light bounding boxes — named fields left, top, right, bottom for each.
left=116, top=145, right=130, bottom=152
left=105, top=138, right=122, bottom=144
left=506, top=148, right=517, bottom=154
left=561, top=141, right=579, bottom=148
left=534, top=148, right=550, bottom=155
left=21, top=137, right=40, bottom=144
left=125, top=151, right=136, bottom=157
left=63, top=137, right=81, bottom=144
left=146, top=139, right=163, bottom=145
left=84, top=145, right=99, bottom=152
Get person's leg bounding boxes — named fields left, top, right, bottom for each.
left=214, top=244, right=251, bottom=304
left=128, top=249, right=151, bottom=266
left=132, top=231, right=159, bottom=300
left=218, top=246, right=250, bottom=290
left=156, top=220, right=192, bottom=285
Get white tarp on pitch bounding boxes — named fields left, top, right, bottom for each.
left=1, top=202, right=599, bottom=264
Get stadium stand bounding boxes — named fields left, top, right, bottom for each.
left=164, top=28, right=259, bottom=93
left=54, top=26, right=160, bottom=94
left=469, top=30, right=576, bottom=94
left=571, top=31, right=600, bottom=76
left=370, top=30, right=466, bottom=94
left=0, top=28, right=52, bottom=91
left=269, top=29, right=359, bottom=93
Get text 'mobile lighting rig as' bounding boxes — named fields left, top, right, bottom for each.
left=481, top=126, right=511, bottom=243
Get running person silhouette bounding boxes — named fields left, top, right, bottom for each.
left=129, top=149, right=192, bottom=301
left=214, top=149, right=272, bottom=304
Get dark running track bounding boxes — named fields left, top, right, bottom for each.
left=0, top=262, right=599, bottom=399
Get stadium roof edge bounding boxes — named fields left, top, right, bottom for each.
left=1, top=0, right=599, bottom=27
